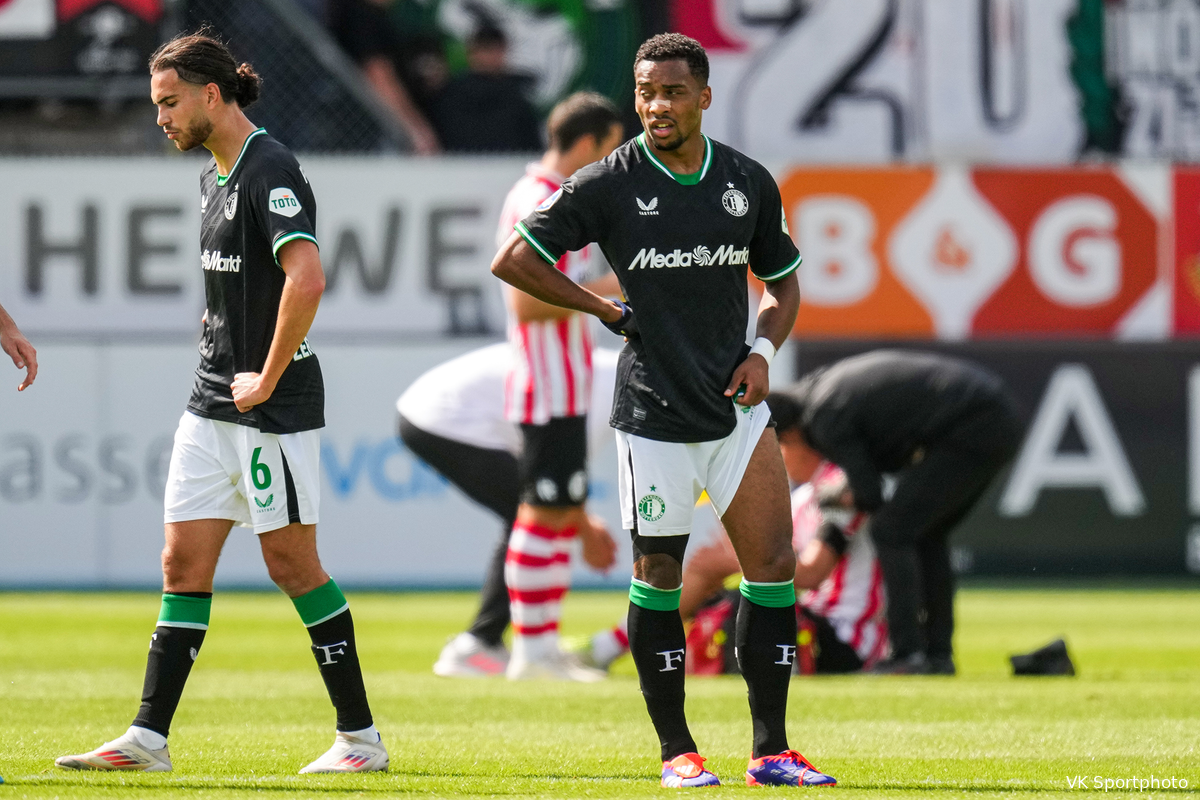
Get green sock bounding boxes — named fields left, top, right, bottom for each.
left=738, top=578, right=796, bottom=608
left=629, top=578, right=682, bottom=611
left=291, top=579, right=349, bottom=627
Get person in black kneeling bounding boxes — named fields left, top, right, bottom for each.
left=786, top=350, right=1025, bottom=675
left=430, top=24, right=542, bottom=154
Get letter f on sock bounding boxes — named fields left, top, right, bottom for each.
left=657, top=648, right=685, bottom=671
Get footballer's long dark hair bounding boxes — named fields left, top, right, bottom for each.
left=634, top=32, right=709, bottom=86
left=149, top=29, right=261, bottom=108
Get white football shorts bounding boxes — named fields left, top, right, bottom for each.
left=617, top=401, right=773, bottom=536
left=164, top=411, right=320, bottom=534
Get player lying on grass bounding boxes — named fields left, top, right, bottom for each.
left=396, top=344, right=620, bottom=679
left=575, top=391, right=888, bottom=675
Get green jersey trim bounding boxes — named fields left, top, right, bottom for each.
left=636, top=132, right=712, bottom=185
left=755, top=252, right=802, bottom=283
left=515, top=221, right=559, bottom=266
left=216, top=128, right=267, bottom=187
left=272, top=231, right=319, bottom=258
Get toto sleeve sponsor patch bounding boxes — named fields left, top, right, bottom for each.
left=268, top=187, right=302, bottom=217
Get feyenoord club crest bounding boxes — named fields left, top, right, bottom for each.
left=722, top=185, right=749, bottom=217
left=638, top=492, right=666, bottom=522
left=224, top=187, right=239, bottom=220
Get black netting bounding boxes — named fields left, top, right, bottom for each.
left=183, top=0, right=398, bottom=153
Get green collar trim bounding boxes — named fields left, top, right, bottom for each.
left=637, top=132, right=711, bottom=185
left=216, top=128, right=266, bottom=187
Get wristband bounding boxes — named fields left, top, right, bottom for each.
left=602, top=300, right=637, bottom=338
left=749, top=337, right=776, bottom=367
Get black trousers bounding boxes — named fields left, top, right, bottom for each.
left=870, top=399, right=1023, bottom=659
left=398, top=415, right=519, bottom=647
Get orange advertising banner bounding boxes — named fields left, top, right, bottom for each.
left=777, top=166, right=1169, bottom=339
left=1174, top=169, right=1200, bottom=335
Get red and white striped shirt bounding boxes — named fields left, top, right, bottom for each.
left=497, top=164, right=594, bottom=424
left=793, top=462, right=889, bottom=667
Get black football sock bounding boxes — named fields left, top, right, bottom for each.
left=467, top=520, right=514, bottom=647
left=628, top=580, right=696, bottom=761
left=293, top=580, right=374, bottom=732
left=736, top=579, right=797, bottom=758
left=132, top=592, right=211, bottom=737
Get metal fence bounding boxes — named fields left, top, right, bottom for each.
left=183, top=0, right=408, bottom=153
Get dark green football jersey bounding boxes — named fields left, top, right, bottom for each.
left=189, top=129, right=324, bottom=434
left=517, top=133, right=801, bottom=443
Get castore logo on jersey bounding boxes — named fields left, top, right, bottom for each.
left=636, top=197, right=659, bottom=216
left=202, top=250, right=242, bottom=273
left=626, top=244, right=750, bottom=270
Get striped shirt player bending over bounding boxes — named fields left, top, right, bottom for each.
left=492, top=33, right=837, bottom=788
left=492, top=92, right=626, bottom=682
left=56, top=33, right=386, bottom=775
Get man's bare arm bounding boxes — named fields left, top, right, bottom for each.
left=361, top=56, right=440, bottom=156
left=0, top=301, right=37, bottom=391
left=793, top=537, right=840, bottom=591
left=231, top=239, right=324, bottom=412
left=754, top=272, right=801, bottom=351
left=724, top=273, right=800, bottom=406
left=492, top=232, right=623, bottom=323
left=507, top=269, right=621, bottom=323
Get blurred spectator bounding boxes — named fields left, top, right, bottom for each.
left=429, top=24, right=541, bottom=153
left=384, top=0, right=452, bottom=114
left=324, top=0, right=440, bottom=154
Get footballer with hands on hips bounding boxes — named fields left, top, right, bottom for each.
left=56, top=31, right=387, bottom=776
left=492, top=32, right=836, bottom=789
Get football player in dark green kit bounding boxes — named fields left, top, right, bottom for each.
left=492, top=33, right=836, bottom=789
left=56, top=32, right=385, bottom=776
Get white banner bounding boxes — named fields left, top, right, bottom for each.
left=0, top=339, right=636, bottom=589
left=0, top=156, right=532, bottom=337
left=0, top=0, right=54, bottom=39
left=700, top=0, right=1084, bottom=164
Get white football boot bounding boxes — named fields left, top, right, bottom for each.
left=432, top=632, right=509, bottom=677
left=299, top=731, right=389, bottom=774
left=506, top=647, right=606, bottom=683
left=56, top=729, right=172, bottom=772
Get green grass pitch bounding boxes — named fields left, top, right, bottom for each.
left=1, top=587, right=1198, bottom=798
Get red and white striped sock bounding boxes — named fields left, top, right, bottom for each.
left=506, top=522, right=574, bottom=662
left=590, top=620, right=629, bottom=668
